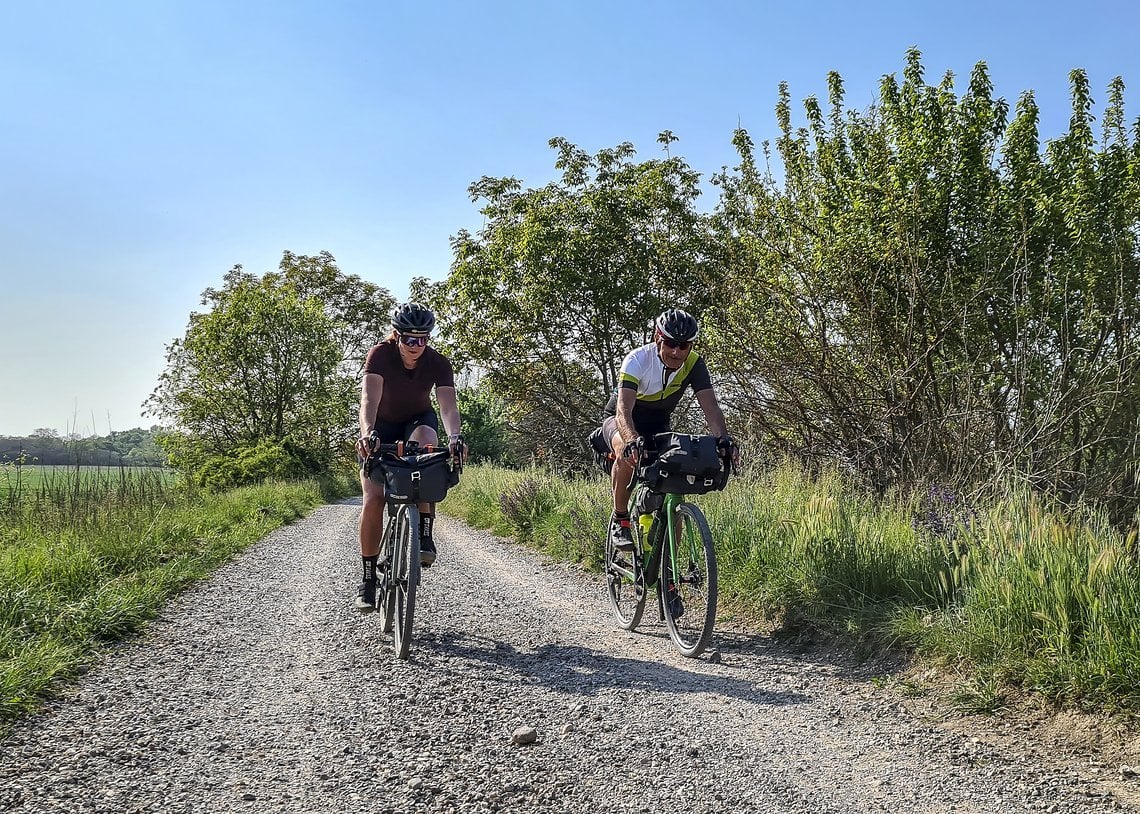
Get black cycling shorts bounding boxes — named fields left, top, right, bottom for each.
left=372, top=409, right=440, bottom=444
left=600, top=414, right=670, bottom=453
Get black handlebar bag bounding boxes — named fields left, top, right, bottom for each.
left=373, top=451, right=458, bottom=503
left=640, top=432, right=727, bottom=495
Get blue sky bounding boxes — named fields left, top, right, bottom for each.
left=2, top=0, right=1137, bottom=437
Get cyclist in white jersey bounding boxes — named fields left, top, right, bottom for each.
left=598, top=309, right=733, bottom=551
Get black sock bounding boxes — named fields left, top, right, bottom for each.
left=613, top=511, right=630, bottom=523
left=362, top=555, right=378, bottom=582
left=420, top=513, right=434, bottom=541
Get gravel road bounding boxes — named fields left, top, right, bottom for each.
left=1, top=500, right=1136, bottom=813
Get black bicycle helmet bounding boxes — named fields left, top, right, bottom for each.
left=391, top=302, right=436, bottom=335
left=655, top=308, right=699, bottom=342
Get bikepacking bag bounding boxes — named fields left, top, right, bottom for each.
left=641, top=432, right=727, bottom=495
left=586, top=425, right=613, bottom=474
left=372, top=450, right=459, bottom=504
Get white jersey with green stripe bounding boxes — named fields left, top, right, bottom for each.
left=603, top=342, right=713, bottom=421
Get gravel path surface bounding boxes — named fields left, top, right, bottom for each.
left=1, top=501, right=1136, bottom=813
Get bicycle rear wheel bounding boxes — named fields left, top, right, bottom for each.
left=661, top=502, right=717, bottom=658
left=391, top=505, right=421, bottom=660
left=380, top=519, right=397, bottom=633
left=605, top=516, right=646, bottom=630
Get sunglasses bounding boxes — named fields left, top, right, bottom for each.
left=399, top=334, right=429, bottom=347
left=659, top=336, right=693, bottom=351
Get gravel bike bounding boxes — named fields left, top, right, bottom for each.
left=604, top=434, right=735, bottom=658
left=362, top=439, right=463, bottom=660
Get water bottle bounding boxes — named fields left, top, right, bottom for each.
left=638, top=513, right=653, bottom=538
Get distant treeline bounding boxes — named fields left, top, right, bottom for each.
left=0, top=427, right=167, bottom=467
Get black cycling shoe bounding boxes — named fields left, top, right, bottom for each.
left=420, top=537, right=437, bottom=567
left=354, top=579, right=376, bottom=611
left=609, top=518, right=635, bottom=552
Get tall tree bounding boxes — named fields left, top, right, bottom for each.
left=706, top=50, right=1140, bottom=512
left=147, top=252, right=393, bottom=481
left=430, top=136, right=714, bottom=467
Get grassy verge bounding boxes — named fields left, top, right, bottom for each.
left=0, top=466, right=355, bottom=730
left=446, top=462, right=1140, bottom=715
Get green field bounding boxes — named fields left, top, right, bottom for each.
left=0, top=464, right=177, bottom=498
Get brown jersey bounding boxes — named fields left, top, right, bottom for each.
left=363, top=341, right=456, bottom=425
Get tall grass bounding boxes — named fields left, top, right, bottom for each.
left=447, top=461, right=1140, bottom=713
left=916, top=493, right=1140, bottom=711
left=0, top=462, right=336, bottom=728
left=1, top=464, right=177, bottom=526
left=443, top=465, right=610, bottom=569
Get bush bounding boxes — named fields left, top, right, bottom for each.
left=193, top=440, right=318, bottom=491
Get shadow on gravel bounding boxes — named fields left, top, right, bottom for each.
left=413, top=631, right=810, bottom=709
left=709, top=625, right=913, bottom=685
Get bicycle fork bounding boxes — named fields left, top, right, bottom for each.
left=652, top=508, right=693, bottom=621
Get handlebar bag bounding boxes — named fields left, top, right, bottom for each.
left=376, top=451, right=458, bottom=503
left=641, top=432, right=727, bottom=495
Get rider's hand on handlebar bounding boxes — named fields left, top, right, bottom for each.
left=718, top=434, right=741, bottom=470
left=622, top=436, right=644, bottom=464
left=448, top=435, right=467, bottom=466
left=355, top=430, right=379, bottom=458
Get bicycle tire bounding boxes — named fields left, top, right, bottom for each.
left=661, top=501, right=717, bottom=658
left=605, top=516, right=646, bottom=631
left=392, top=505, right=421, bottom=660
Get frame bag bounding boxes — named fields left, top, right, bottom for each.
left=641, top=432, right=726, bottom=495
left=375, top=451, right=458, bottom=504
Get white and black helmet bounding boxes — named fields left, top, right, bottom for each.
left=655, top=308, right=699, bottom=342
left=391, top=302, right=436, bottom=335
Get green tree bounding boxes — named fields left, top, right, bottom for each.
left=706, top=50, right=1140, bottom=513
left=454, top=381, right=512, bottom=465
left=147, top=251, right=392, bottom=485
left=431, top=136, right=714, bottom=468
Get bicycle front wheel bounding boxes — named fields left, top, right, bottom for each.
left=661, top=502, right=717, bottom=658
left=391, top=505, right=421, bottom=660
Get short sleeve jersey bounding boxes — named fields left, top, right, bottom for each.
left=603, top=343, right=713, bottom=431
left=363, top=341, right=456, bottom=425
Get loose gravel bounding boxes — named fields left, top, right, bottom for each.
left=1, top=501, right=1136, bottom=813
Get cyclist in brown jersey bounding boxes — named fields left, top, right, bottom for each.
left=352, top=302, right=464, bottom=611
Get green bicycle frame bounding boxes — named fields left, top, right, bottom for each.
left=639, top=491, right=687, bottom=589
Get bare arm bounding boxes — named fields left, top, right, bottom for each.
left=615, top=387, right=639, bottom=447
left=355, top=372, right=384, bottom=455
left=435, top=385, right=461, bottom=438
left=695, top=388, right=728, bottom=437
left=435, top=385, right=465, bottom=461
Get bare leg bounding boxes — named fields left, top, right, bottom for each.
left=610, top=430, right=635, bottom=514
left=359, top=471, right=386, bottom=557
left=408, top=425, right=440, bottom=519
left=408, top=425, right=440, bottom=563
